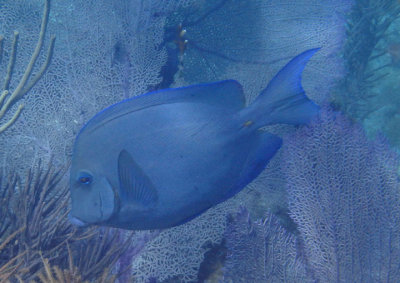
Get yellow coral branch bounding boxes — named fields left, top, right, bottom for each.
left=0, top=0, right=54, bottom=133
left=3, top=31, right=19, bottom=91
left=0, top=35, right=4, bottom=63
left=0, top=103, right=23, bottom=134
left=0, top=225, right=26, bottom=251
left=0, top=90, right=9, bottom=108
left=20, top=34, right=56, bottom=96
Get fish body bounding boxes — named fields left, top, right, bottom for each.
left=69, top=49, right=320, bottom=230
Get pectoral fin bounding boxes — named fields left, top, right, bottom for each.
left=118, top=150, right=158, bottom=207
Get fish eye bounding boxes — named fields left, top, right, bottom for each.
left=78, top=173, right=92, bottom=185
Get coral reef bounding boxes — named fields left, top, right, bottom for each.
left=0, top=161, right=72, bottom=281
left=284, top=108, right=400, bottom=282
left=1, top=1, right=400, bottom=282
left=0, top=161, right=140, bottom=282
left=167, top=0, right=351, bottom=105
left=223, top=208, right=310, bottom=282
left=221, top=108, right=400, bottom=282
left=34, top=254, right=90, bottom=283
left=131, top=199, right=236, bottom=282
left=0, top=0, right=54, bottom=133
left=0, top=0, right=189, bottom=174
left=335, top=0, right=400, bottom=115
left=333, top=0, right=400, bottom=148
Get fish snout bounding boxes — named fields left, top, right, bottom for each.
left=68, top=213, right=89, bottom=227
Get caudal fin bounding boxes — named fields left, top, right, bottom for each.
left=242, top=48, right=320, bottom=128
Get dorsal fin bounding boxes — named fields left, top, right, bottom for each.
left=80, top=80, right=245, bottom=135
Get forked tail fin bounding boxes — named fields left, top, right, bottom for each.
left=241, top=48, right=320, bottom=128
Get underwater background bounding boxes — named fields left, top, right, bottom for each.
left=0, top=0, right=400, bottom=282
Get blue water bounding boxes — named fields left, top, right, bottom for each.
left=0, top=0, right=400, bottom=282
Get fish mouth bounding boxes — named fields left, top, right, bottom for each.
left=68, top=213, right=89, bottom=227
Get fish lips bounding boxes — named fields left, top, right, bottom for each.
left=68, top=213, right=89, bottom=227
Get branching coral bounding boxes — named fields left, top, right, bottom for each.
left=0, top=226, right=27, bottom=282
left=70, top=228, right=135, bottom=282
left=34, top=253, right=89, bottom=283
left=0, top=161, right=76, bottom=281
left=0, top=0, right=180, bottom=173
left=283, top=108, right=400, bottom=282
left=34, top=248, right=117, bottom=283
left=222, top=108, right=400, bottom=282
left=165, top=0, right=350, bottom=107
left=334, top=0, right=400, bottom=120
left=0, top=161, right=138, bottom=282
left=0, top=0, right=55, bottom=133
left=223, top=208, right=311, bottom=282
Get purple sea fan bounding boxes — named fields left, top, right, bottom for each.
left=223, top=208, right=312, bottom=282
left=283, top=108, right=400, bottom=282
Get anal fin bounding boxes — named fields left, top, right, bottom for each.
left=220, top=132, right=282, bottom=203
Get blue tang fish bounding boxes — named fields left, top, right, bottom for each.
left=69, top=49, right=320, bottom=230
